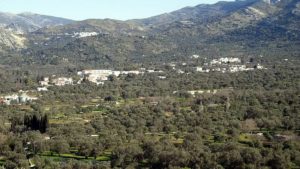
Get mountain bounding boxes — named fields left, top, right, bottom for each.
left=0, top=12, right=73, bottom=52
left=140, top=0, right=300, bottom=55
left=0, top=12, right=74, bottom=33
left=208, top=0, right=300, bottom=42
left=36, top=19, right=146, bottom=36
left=1, top=0, right=300, bottom=67
left=137, top=0, right=260, bottom=26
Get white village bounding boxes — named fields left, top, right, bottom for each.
left=0, top=57, right=267, bottom=106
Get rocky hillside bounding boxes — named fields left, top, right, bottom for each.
left=0, top=28, right=26, bottom=51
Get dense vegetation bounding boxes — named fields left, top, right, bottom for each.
left=0, top=58, right=299, bottom=168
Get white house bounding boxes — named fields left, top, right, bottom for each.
left=52, top=77, right=73, bottom=86
left=37, top=87, right=48, bottom=92
left=191, top=55, right=200, bottom=59
left=158, top=76, right=167, bottom=79
left=2, top=93, right=37, bottom=105
left=39, top=77, right=50, bottom=86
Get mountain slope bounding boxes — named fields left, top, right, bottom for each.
left=0, top=12, right=73, bottom=33
left=136, top=0, right=260, bottom=26
left=36, top=19, right=146, bottom=36
left=2, top=0, right=299, bottom=67
left=210, top=0, right=300, bottom=42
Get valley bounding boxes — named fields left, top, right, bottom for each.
left=0, top=0, right=299, bottom=168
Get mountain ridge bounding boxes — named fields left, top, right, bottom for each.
left=0, top=0, right=299, bottom=67
left=0, top=12, right=74, bottom=33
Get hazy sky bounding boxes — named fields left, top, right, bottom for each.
left=0, top=0, right=229, bottom=20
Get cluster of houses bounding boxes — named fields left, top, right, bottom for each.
left=195, top=67, right=211, bottom=73
left=37, top=68, right=166, bottom=88
left=196, top=64, right=265, bottom=73
left=0, top=92, right=38, bottom=105
left=39, top=77, right=73, bottom=87
left=210, top=57, right=242, bottom=65
left=52, top=77, right=73, bottom=86
left=34, top=57, right=266, bottom=89
left=166, top=57, right=266, bottom=74
left=78, top=69, right=143, bottom=85
left=173, top=88, right=234, bottom=97
left=173, top=89, right=217, bottom=96
left=72, top=32, right=99, bottom=38
left=194, top=57, right=266, bottom=73
left=186, top=89, right=219, bottom=96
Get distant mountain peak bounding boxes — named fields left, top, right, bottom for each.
left=19, top=12, right=36, bottom=15
left=0, top=12, right=74, bottom=33
left=262, top=0, right=282, bottom=4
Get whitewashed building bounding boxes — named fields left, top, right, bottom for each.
left=52, top=77, right=73, bottom=86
